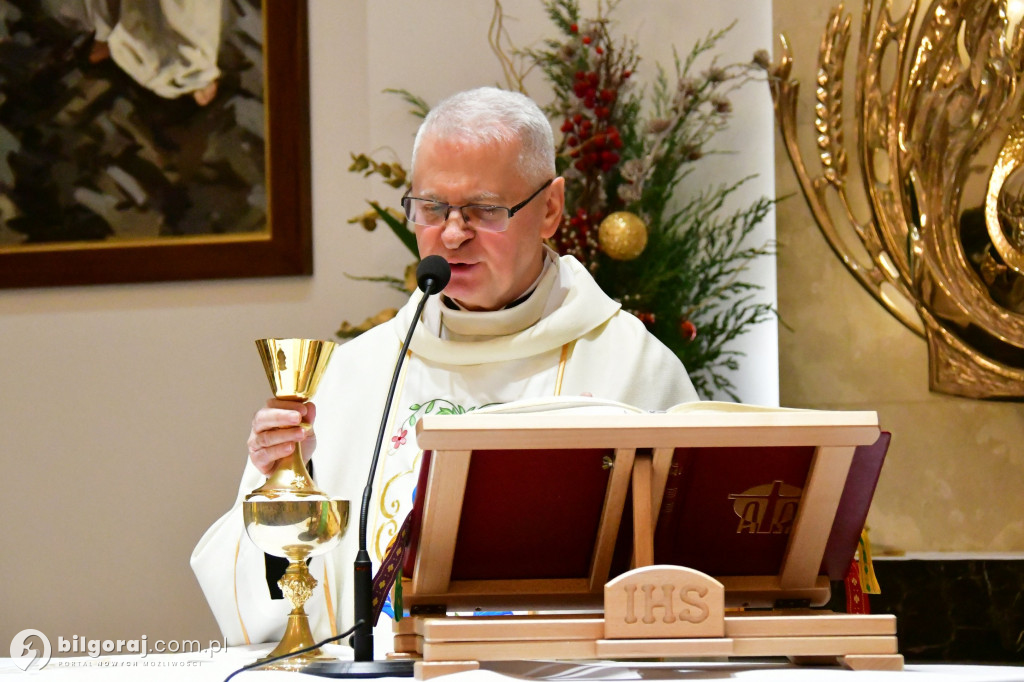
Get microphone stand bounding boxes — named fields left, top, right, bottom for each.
left=306, top=257, right=449, bottom=678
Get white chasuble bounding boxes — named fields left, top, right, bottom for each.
left=191, top=250, right=699, bottom=656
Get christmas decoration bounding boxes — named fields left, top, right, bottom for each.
left=598, top=211, right=647, bottom=260
left=680, top=319, right=698, bottom=342
left=344, top=1, right=775, bottom=400
left=634, top=311, right=656, bottom=330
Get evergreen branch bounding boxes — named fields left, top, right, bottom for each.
left=383, top=88, right=430, bottom=119
left=343, top=273, right=408, bottom=294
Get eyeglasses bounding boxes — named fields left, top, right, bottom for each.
left=401, top=179, right=554, bottom=233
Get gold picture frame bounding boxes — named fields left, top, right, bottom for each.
left=0, top=0, right=311, bottom=288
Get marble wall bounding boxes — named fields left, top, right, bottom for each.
left=771, top=0, right=1024, bottom=553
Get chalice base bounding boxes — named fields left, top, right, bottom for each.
left=257, top=611, right=333, bottom=670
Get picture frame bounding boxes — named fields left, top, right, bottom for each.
left=0, top=0, right=311, bottom=289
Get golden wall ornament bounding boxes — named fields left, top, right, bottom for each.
left=767, top=0, right=1024, bottom=398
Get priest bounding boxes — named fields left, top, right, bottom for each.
left=191, top=86, right=699, bottom=655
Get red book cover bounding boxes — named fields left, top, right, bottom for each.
left=653, top=445, right=816, bottom=576
left=404, top=447, right=615, bottom=581
left=651, top=433, right=890, bottom=580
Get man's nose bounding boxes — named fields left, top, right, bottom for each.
left=440, top=210, right=473, bottom=249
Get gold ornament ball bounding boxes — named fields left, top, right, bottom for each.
left=598, top=211, right=648, bottom=260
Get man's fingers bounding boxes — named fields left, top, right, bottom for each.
left=250, top=441, right=298, bottom=476
left=248, top=400, right=317, bottom=475
left=249, top=425, right=307, bottom=450
left=252, top=407, right=302, bottom=433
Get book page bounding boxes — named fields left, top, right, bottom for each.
left=667, top=400, right=814, bottom=414
left=472, top=394, right=647, bottom=416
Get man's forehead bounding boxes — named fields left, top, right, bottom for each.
left=413, top=135, right=527, bottom=198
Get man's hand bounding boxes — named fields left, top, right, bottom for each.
left=247, top=399, right=317, bottom=476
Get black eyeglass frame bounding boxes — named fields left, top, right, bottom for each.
left=401, top=178, right=555, bottom=232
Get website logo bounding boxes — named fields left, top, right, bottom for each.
left=10, top=629, right=52, bottom=671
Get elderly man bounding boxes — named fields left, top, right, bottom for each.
left=191, top=86, right=698, bottom=653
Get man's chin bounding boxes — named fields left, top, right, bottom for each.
left=446, top=293, right=488, bottom=311
left=444, top=285, right=496, bottom=312
left=444, top=272, right=482, bottom=305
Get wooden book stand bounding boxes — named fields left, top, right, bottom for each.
left=393, top=408, right=901, bottom=679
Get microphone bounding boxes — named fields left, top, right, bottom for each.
left=349, top=255, right=450, bottom=672
left=416, top=254, right=451, bottom=295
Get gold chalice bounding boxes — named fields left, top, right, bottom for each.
left=243, top=339, right=349, bottom=669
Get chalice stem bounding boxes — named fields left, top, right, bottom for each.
left=259, top=559, right=323, bottom=663
left=250, top=439, right=316, bottom=498
left=279, top=438, right=307, bottom=476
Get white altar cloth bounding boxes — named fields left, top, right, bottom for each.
left=3, top=645, right=1023, bottom=681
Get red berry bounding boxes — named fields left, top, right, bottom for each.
left=560, top=119, right=574, bottom=133
left=582, top=36, right=592, bottom=45
left=570, top=23, right=578, bottom=33
left=595, top=46, right=604, bottom=54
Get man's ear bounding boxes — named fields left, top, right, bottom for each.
left=539, top=176, right=566, bottom=240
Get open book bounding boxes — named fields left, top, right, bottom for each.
left=471, top=394, right=818, bottom=416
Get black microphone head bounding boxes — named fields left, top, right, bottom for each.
left=416, top=255, right=451, bottom=295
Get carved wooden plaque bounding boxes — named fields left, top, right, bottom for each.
left=604, top=565, right=725, bottom=639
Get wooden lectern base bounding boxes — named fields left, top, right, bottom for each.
left=394, top=566, right=903, bottom=680
left=397, top=610, right=903, bottom=679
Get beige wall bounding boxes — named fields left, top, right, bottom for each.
left=772, top=0, right=1024, bottom=554
left=0, top=0, right=775, bottom=651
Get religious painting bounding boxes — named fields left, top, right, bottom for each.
left=0, top=0, right=311, bottom=288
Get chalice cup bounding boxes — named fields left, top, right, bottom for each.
left=243, top=338, right=349, bottom=669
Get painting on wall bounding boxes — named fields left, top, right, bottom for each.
left=0, top=0, right=311, bottom=288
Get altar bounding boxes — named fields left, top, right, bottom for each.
left=5, top=646, right=1024, bottom=682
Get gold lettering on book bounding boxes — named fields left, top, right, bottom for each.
left=729, top=480, right=802, bottom=534
left=605, top=566, right=724, bottom=639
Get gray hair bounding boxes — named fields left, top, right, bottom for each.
left=411, top=87, right=556, bottom=186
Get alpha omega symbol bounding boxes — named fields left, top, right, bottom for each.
left=728, top=480, right=803, bottom=535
